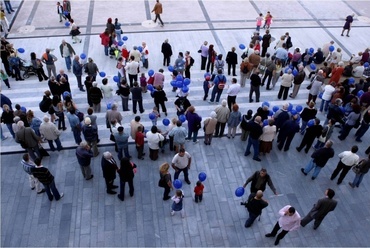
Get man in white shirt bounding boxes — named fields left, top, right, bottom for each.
left=265, top=205, right=301, bottom=246
left=226, top=78, right=241, bottom=110
left=330, top=145, right=359, bottom=184
left=171, top=148, right=192, bottom=184
left=352, top=61, right=365, bottom=77
left=141, top=42, right=149, bottom=69
left=125, top=55, right=139, bottom=87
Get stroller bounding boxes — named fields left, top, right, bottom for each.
left=19, top=59, right=37, bottom=79
left=109, top=45, right=120, bottom=60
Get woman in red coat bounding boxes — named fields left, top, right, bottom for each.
left=330, top=61, right=344, bottom=84
left=99, top=30, right=110, bottom=56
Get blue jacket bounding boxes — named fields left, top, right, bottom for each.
left=76, top=146, right=93, bottom=166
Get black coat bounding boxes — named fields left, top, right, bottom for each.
left=101, top=157, right=118, bottom=180
left=161, top=42, right=173, bottom=57
left=89, top=87, right=103, bottom=104
left=226, top=51, right=238, bottom=65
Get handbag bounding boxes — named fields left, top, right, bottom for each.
left=352, top=162, right=362, bottom=174
left=39, top=145, right=50, bottom=157
left=110, top=133, right=115, bottom=142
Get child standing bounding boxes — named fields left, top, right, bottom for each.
left=256, top=13, right=263, bottom=31
left=135, top=126, right=145, bottom=160
left=150, top=107, right=160, bottom=126
left=0, top=70, right=10, bottom=88
left=203, top=75, right=211, bottom=101
left=194, top=181, right=204, bottom=203
left=140, top=73, right=147, bottom=93
left=171, top=189, right=185, bottom=217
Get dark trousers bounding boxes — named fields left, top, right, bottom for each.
left=215, top=122, right=226, bottom=137
left=270, top=222, right=289, bottom=242
left=301, top=214, right=323, bottom=229
left=355, top=121, right=369, bottom=140
left=261, top=46, right=269, bottom=57
left=195, top=194, right=203, bottom=203
left=262, top=69, right=273, bottom=89
left=278, top=134, right=295, bottom=151
left=163, top=56, right=170, bottom=66
left=149, top=148, right=159, bottom=161
left=307, top=93, right=318, bottom=104
left=330, top=160, right=351, bottom=184
left=203, top=84, right=210, bottom=100
left=136, top=145, right=144, bottom=158
left=37, top=68, right=48, bottom=81
left=163, top=184, right=171, bottom=199
left=155, top=101, right=167, bottom=114
left=132, top=99, right=144, bottom=114
left=210, top=87, right=223, bottom=102
left=245, top=137, right=260, bottom=159
left=128, top=74, right=137, bottom=87
left=206, top=61, right=214, bottom=74
left=249, top=85, right=260, bottom=102
left=201, top=56, right=207, bottom=70
left=56, top=112, right=66, bottom=130
left=43, top=180, right=61, bottom=201
left=154, top=14, right=164, bottom=25
left=278, top=86, right=290, bottom=100
left=174, top=167, right=189, bottom=181
left=119, top=178, right=134, bottom=200
left=76, top=75, right=83, bottom=89
left=245, top=211, right=259, bottom=227
left=297, top=137, right=315, bottom=153
left=227, top=95, right=237, bottom=111
left=105, top=177, right=115, bottom=192
left=227, top=63, right=236, bottom=75
left=185, top=66, right=191, bottom=79
left=338, top=124, right=354, bottom=140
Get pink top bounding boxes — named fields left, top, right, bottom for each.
left=256, top=16, right=263, bottom=26
left=278, top=205, right=301, bottom=231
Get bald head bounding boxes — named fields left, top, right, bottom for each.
left=255, top=190, right=263, bottom=199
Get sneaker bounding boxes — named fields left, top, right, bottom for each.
left=301, top=168, right=307, bottom=176
left=253, top=157, right=261, bottom=162
left=170, top=210, right=175, bottom=216
left=193, top=140, right=199, bottom=143
left=56, top=193, right=64, bottom=201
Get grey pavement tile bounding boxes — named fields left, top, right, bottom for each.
left=80, top=209, right=92, bottom=235
left=57, top=220, right=71, bottom=247
left=79, top=234, right=91, bottom=247
left=126, top=230, right=138, bottom=247
left=103, top=205, right=115, bottom=231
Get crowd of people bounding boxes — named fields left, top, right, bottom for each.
left=1, top=4, right=370, bottom=245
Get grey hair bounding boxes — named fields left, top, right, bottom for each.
left=111, top=103, right=118, bottom=110
left=17, top=121, right=24, bottom=127
left=79, top=141, right=88, bottom=147
left=103, top=151, right=112, bottom=159
left=222, top=100, right=227, bottom=106
left=43, top=116, right=50, bottom=122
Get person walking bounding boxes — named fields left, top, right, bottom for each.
left=265, top=205, right=301, bottom=246
left=244, top=190, right=269, bottom=228
left=171, top=148, right=192, bottom=184
left=355, top=109, right=370, bottom=142
left=161, top=39, right=172, bottom=66
left=32, top=158, right=64, bottom=201
left=226, top=47, right=238, bottom=76
left=75, top=141, right=94, bottom=180
left=244, top=116, right=263, bottom=161
left=330, top=145, right=360, bottom=185
left=101, top=151, right=118, bottom=194
left=152, top=0, right=164, bottom=27
left=341, top=14, right=354, bottom=37
left=349, top=154, right=370, bottom=188
left=21, top=153, right=45, bottom=194
left=300, top=188, right=337, bottom=229
left=117, top=157, right=136, bottom=201
left=114, top=126, right=131, bottom=161
left=243, top=168, right=278, bottom=194
left=301, top=140, right=335, bottom=180
left=59, top=40, right=75, bottom=72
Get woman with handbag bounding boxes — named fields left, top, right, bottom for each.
left=349, top=154, right=370, bottom=188
left=159, top=163, right=173, bottom=201
left=30, top=52, right=48, bottom=82
left=117, top=157, right=136, bottom=201
left=70, top=19, right=81, bottom=44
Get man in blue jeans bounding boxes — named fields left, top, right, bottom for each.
left=244, top=190, right=268, bottom=228
left=208, top=69, right=226, bottom=103
left=244, top=116, right=263, bottom=161
left=171, top=148, right=192, bottom=184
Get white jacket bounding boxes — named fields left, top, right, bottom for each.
left=40, top=122, right=61, bottom=140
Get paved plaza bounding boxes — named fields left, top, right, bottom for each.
left=1, top=0, right=370, bottom=247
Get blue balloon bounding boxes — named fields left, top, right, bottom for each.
left=290, top=109, right=297, bottom=115
left=65, top=21, right=70, bottom=27
left=113, top=76, right=119, bottom=83
left=168, top=65, right=174, bottom=72
left=182, top=86, right=189, bottom=93
left=198, top=172, right=207, bottom=182
left=295, top=105, right=303, bottom=112
left=122, top=36, right=128, bottom=41
left=235, top=187, right=245, bottom=197
left=137, top=46, right=143, bottom=52
left=268, top=110, right=274, bottom=116
left=176, top=74, right=183, bottom=82
left=162, top=118, right=170, bottom=126
left=148, top=69, right=154, bottom=77
left=149, top=113, right=156, bottom=120
left=147, top=84, right=154, bottom=91
left=289, top=65, right=294, bottom=69
left=288, top=103, right=293, bottom=111
left=170, top=80, right=177, bottom=87
left=263, top=119, right=268, bottom=126
left=357, top=90, right=364, bottom=97
left=348, top=77, right=355, bottom=84
left=295, top=115, right=301, bottom=123
left=176, top=81, right=183, bottom=88
left=80, top=53, right=86, bottom=60
left=310, top=64, right=316, bottom=70
left=99, top=72, right=106, bottom=77
left=307, top=119, right=315, bottom=127
left=107, top=103, right=112, bottom=110
left=20, top=106, right=27, bottom=113
left=173, top=179, right=182, bottom=189
left=329, top=45, right=335, bottom=52
left=284, top=67, right=289, bottom=73
left=364, top=62, right=369, bottom=68
left=118, top=41, right=124, bottom=46
left=309, top=48, right=314, bottom=54
left=319, top=92, right=323, bottom=99
left=272, top=106, right=279, bottom=113
left=17, top=48, right=25, bottom=53
left=183, top=78, right=191, bottom=86
left=63, top=91, right=71, bottom=99
left=179, top=114, right=186, bottom=123
left=262, top=101, right=270, bottom=108
left=239, top=44, right=246, bottom=50
left=292, top=69, right=298, bottom=76
left=204, top=72, right=211, bottom=78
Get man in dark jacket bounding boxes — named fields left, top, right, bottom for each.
left=300, top=188, right=337, bottom=229
left=226, top=47, right=238, bottom=76
left=130, top=81, right=145, bottom=114
left=261, top=29, right=271, bottom=57
left=243, top=168, right=278, bottom=194
left=32, top=158, right=64, bottom=201
left=289, top=65, right=305, bottom=98
left=244, top=190, right=269, bottom=228
left=301, top=140, right=335, bottom=180
left=249, top=70, right=261, bottom=103
left=15, top=121, right=41, bottom=160
left=75, top=141, right=94, bottom=180
left=277, top=115, right=300, bottom=151
left=88, top=81, right=103, bottom=113
left=296, top=118, right=323, bottom=153
left=101, top=151, right=118, bottom=194
left=244, top=116, right=263, bottom=161
left=59, top=40, right=76, bottom=72
left=161, top=39, right=172, bottom=66
left=82, top=117, right=99, bottom=157
left=72, top=55, right=85, bottom=91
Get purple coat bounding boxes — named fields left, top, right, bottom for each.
left=186, top=112, right=202, bottom=132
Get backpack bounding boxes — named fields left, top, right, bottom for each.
left=217, top=75, right=226, bottom=89
left=39, top=98, right=50, bottom=113
left=189, top=56, right=194, bottom=66
left=241, top=62, right=249, bottom=74
left=241, top=51, right=248, bottom=59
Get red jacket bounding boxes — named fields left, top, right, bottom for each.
left=194, top=184, right=204, bottom=195
left=100, top=33, right=110, bottom=46
left=135, top=132, right=144, bottom=146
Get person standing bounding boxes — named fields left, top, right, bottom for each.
left=3, top=0, right=15, bottom=14
left=75, top=141, right=94, bottom=180
left=125, top=55, right=139, bottom=87
left=41, top=49, right=58, bottom=78
left=244, top=116, right=263, bottom=162
left=265, top=205, right=301, bottom=246
left=185, top=106, right=202, bottom=143
left=161, top=39, right=172, bottom=66
left=82, top=117, right=99, bottom=157
left=117, top=157, right=136, bottom=201
left=21, top=153, right=45, bottom=194
left=226, top=47, right=238, bottom=76
left=101, top=151, right=118, bottom=195
left=171, top=148, right=192, bottom=184
left=244, top=190, right=269, bottom=228
left=130, top=82, right=145, bottom=114
left=301, top=140, right=335, bottom=180
left=249, top=69, right=261, bottom=103
left=300, top=189, right=337, bottom=229
left=289, top=65, right=305, bottom=98
left=32, top=158, right=64, bottom=201
left=168, top=120, right=187, bottom=152
left=355, top=109, right=370, bottom=142
left=239, top=58, right=253, bottom=88
left=146, top=125, right=164, bottom=161
left=72, top=55, right=85, bottom=91
left=261, top=29, right=271, bottom=57
left=277, top=69, right=294, bottom=100
left=349, top=154, right=370, bottom=188
left=114, top=18, right=122, bottom=42
left=66, top=108, right=82, bottom=145
left=59, top=40, right=75, bottom=72
left=296, top=118, right=322, bottom=154
left=227, top=103, right=241, bottom=138
left=39, top=116, right=63, bottom=152
left=200, top=41, right=208, bottom=70
left=88, top=82, right=103, bottom=113
left=226, top=78, right=241, bottom=111
left=114, top=126, right=131, bottom=161
left=159, top=162, right=173, bottom=200
left=243, top=168, right=278, bottom=194
left=184, top=51, right=193, bottom=79
left=15, top=121, right=41, bottom=161
left=277, top=114, right=300, bottom=151
left=85, top=58, right=99, bottom=81
left=209, top=69, right=227, bottom=103
left=341, top=14, right=354, bottom=37
left=330, top=145, right=360, bottom=185
left=214, top=100, right=230, bottom=137
left=152, top=0, right=164, bottom=27
left=141, top=42, right=149, bottom=69
left=261, top=54, right=276, bottom=90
